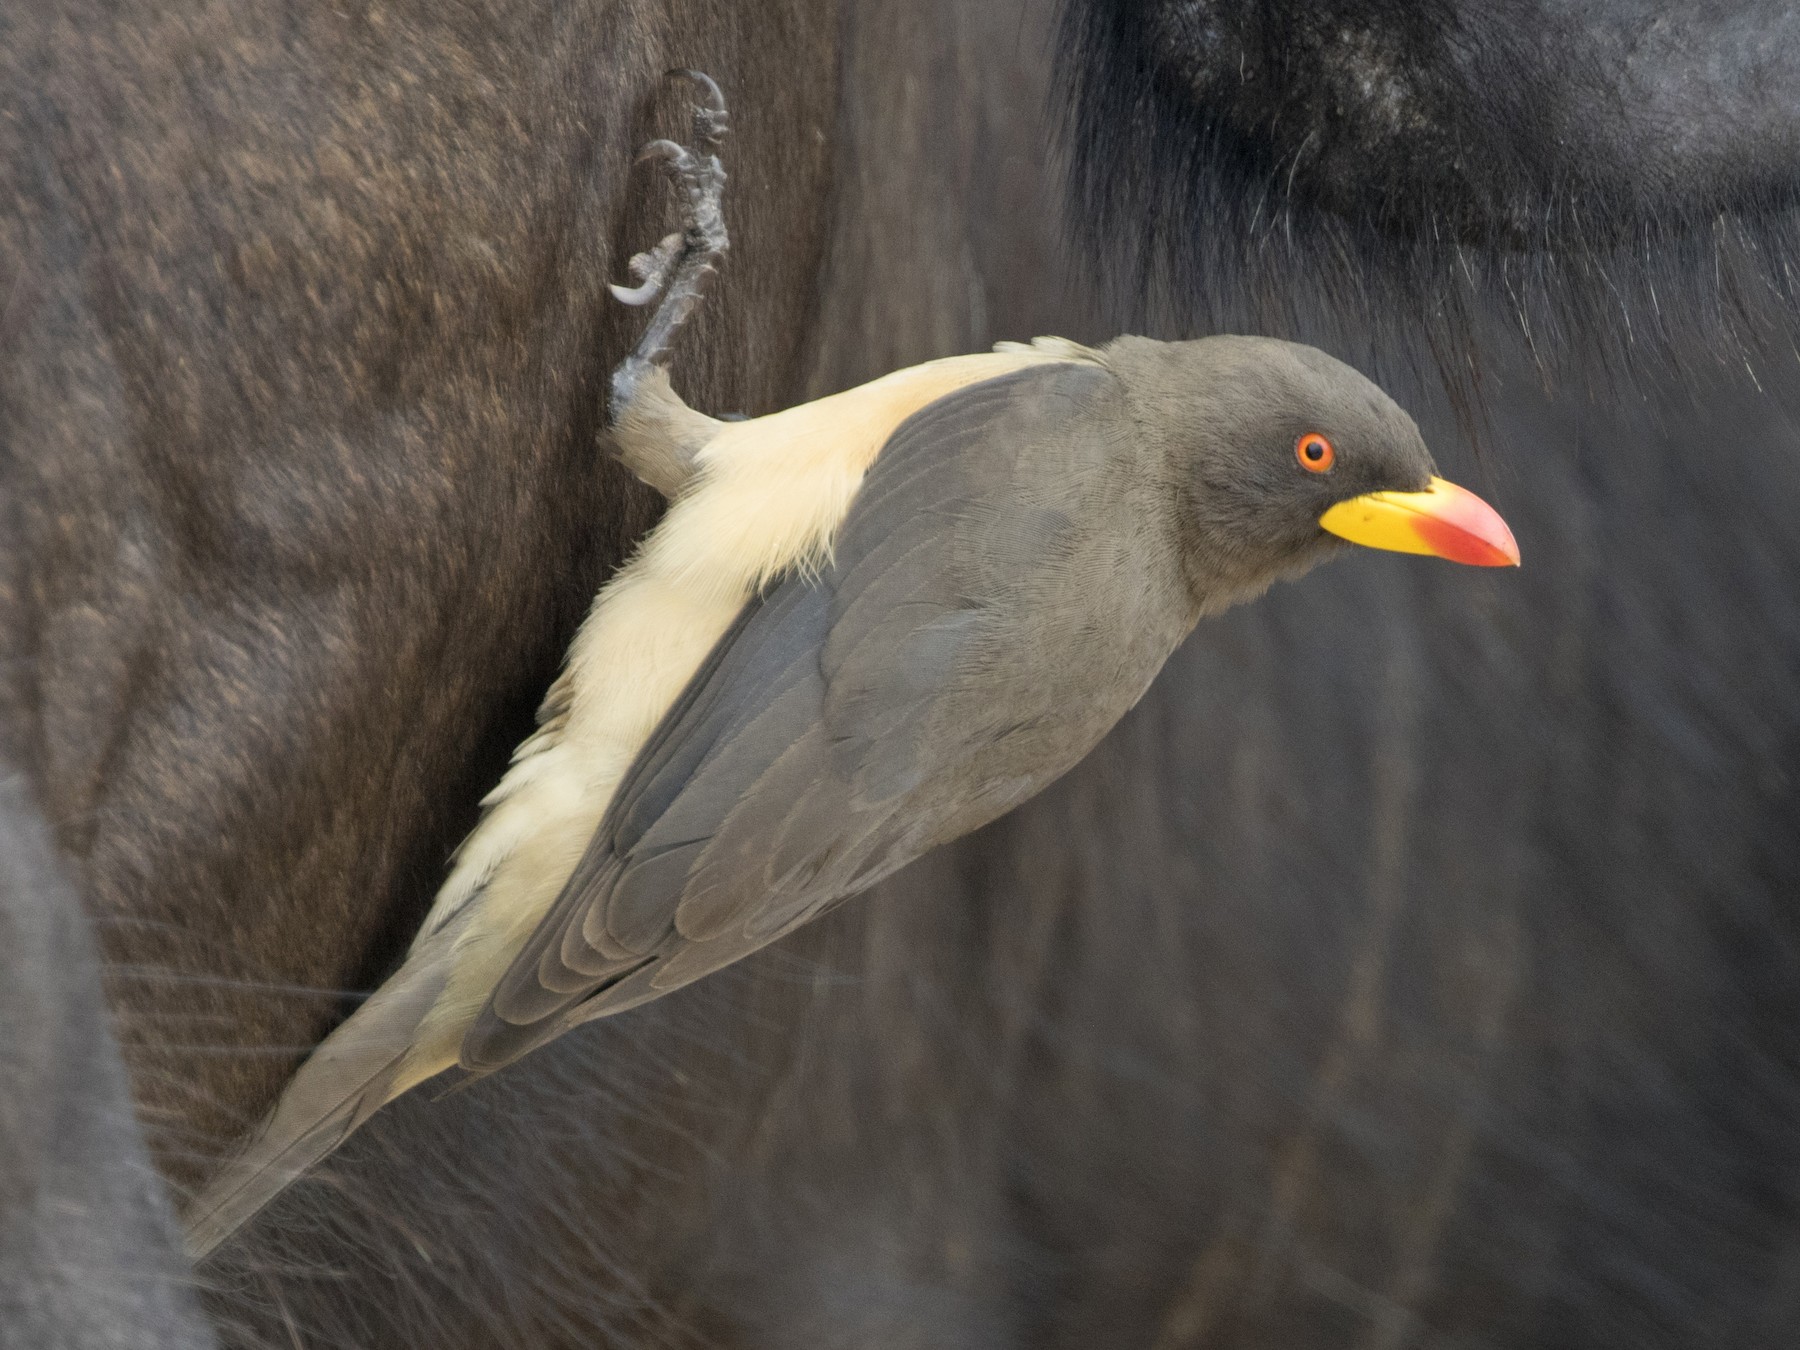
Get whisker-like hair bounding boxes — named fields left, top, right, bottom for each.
left=137, top=1045, right=324, bottom=1059
left=102, top=963, right=371, bottom=1002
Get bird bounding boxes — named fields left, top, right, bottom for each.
left=182, top=72, right=1518, bottom=1258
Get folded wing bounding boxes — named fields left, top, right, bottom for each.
left=462, top=362, right=1121, bottom=1071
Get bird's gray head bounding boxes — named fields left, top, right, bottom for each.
left=1107, top=334, right=1517, bottom=613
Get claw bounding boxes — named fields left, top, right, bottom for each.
left=610, top=234, right=683, bottom=305
left=609, top=277, right=664, bottom=307
left=666, top=69, right=728, bottom=152
left=668, top=69, right=726, bottom=116
left=636, top=138, right=690, bottom=169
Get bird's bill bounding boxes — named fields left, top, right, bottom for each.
left=1318, top=476, right=1520, bottom=567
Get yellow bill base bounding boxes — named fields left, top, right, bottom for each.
left=1318, top=476, right=1520, bottom=568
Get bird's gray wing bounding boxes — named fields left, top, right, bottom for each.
left=462, top=360, right=1122, bottom=1072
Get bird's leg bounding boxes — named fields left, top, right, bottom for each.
left=609, top=69, right=729, bottom=371
left=607, top=70, right=730, bottom=498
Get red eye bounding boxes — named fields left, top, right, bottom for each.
left=1297, top=432, right=1335, bottom=473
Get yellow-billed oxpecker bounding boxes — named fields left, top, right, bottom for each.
left=184, top=73, right=1517, bottom=1258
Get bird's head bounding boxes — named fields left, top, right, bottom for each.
left=1110, top=334, right=1518, bottom=612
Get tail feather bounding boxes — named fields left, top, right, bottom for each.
left=182, top=924, right=464, bottom=1261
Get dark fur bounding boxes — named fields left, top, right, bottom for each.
left=3, top=0, right=837, bottom=1340
left=0, top=772, right=213, bottom=1347
left=1058, top=0, right=1800, bottom=400
left=4, top=0, right=1799, bottom=1346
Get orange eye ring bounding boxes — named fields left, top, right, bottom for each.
left=1297, top=432, right=1336, bottom=473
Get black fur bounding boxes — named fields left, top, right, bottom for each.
left=1058, top=0, right=1800, bottom=397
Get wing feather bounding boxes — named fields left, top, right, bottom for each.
left=461, top=362, right=1125, bottom=1072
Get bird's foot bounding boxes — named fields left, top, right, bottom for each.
left=609, top=70, right=730, bottom=425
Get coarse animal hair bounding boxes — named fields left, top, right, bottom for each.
left=6, top=0, right=1800, bottom=1346
left=1055, top=0, right=1800, bottom=405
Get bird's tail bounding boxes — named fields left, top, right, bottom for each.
left=181, top=921, right=464, bottom=1261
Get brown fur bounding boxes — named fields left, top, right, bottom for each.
left=2, top=0, right=839, bottom=1194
